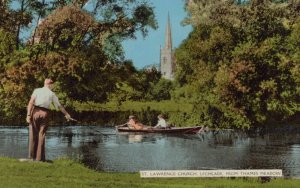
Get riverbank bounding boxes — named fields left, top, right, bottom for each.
left=1, top=100, right=299, bottom=128
left=0, top=157, right=299, bottom=188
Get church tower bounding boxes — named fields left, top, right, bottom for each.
left=160, top=14, right=175, bottom=80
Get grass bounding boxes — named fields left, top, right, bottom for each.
left=0, top=157, right=299, bottom=188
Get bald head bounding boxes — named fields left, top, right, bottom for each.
left=44, top=79, right=54, bottom=88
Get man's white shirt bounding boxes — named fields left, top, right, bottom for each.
left=31, top=87, right=61, bottom=109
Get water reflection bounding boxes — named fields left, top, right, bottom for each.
left=80, top=139, right=105, bottom=171
left=128, top=134, right=143, bottom=143
left=0, top=126, right=299, bottom=177
left=117, top=133, right=161, bottom=144
left=116, top=133, right=145, bottom=143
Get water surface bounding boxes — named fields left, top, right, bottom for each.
left=0, top=126, right=299, bottom=177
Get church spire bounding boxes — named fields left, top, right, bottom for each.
left=165, top=13, right=172, bottom=49
left=160, top=13, right=175, bottom=80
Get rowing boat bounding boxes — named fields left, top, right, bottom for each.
left=116, top=126, right=203, bottom=134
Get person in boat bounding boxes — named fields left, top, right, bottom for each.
left=26, top=78, right=73, bottom=162
left=117, top=115, right=146, bottom=130
left=154, top=114, right=168, bottom=129
left=127, top=115, right=146, bottom=130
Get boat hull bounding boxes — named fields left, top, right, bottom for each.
left=116, top=126, right=202, bottom=134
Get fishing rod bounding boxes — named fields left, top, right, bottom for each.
left=67, top=117, right=79, bottom=123
left=66, top=117, right=115, bottom=136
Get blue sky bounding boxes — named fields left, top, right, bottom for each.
left=122, top=0, right=192, bottom=69
left=16, top=0, right=191, bottom=69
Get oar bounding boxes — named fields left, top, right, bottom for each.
left=116, top=123, right=128, bottom=128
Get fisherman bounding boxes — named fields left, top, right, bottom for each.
left=26, top=78, right=73, bottom=161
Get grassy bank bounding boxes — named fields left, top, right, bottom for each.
left=0, top=158, right=299, bottom=188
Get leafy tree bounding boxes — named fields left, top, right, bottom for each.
left=174, top=0, right=300, bottom=128
left=0, top=29, right=15, bottom=71
left=0, top=0, right=158, bottom=119
left=148, top=78, right=174, bottom=101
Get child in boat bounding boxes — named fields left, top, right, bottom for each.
left=154, top=114, right=168, bottom=129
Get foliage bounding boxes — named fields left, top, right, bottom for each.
left=148, top=78, right=174, bottom=101
left=0, top=0, right=158, bottom=120
left=0, top=29, right=15, bottom=72
left=71, top=100, right=194, bottom=126
left=174, top=0, right=300, bottom=129
left=72, top=100, right=193, bottom=113
left=0, top=0, right=299, bottom=129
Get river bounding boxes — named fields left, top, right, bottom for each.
left=0, top=126, right=299, bottom=177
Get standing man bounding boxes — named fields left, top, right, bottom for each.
left=26, top=78, right=72, bottom=161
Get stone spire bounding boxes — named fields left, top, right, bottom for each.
left=165, top=13, right=172, bottom=49
left=160, top=13, right=175, bottom=80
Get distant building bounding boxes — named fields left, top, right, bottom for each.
left=160, top=14, right=175, bottom=80
left=28, top=18, right=44, bottom=45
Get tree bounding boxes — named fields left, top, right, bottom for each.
left=149, top=78, right=173, bottom=101
left=0, top=0, right=158, bottom=119
left=174, top=0, right=300, bottom=128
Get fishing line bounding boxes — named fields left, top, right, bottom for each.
left=67, top=118, right=116, bottom=136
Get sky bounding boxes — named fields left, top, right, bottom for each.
left=122, top=0, right=192, bottom=69
left=15, top=0, right=192, bottom=69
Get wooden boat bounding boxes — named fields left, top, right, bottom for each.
left=116, top=126, right=203, bottom=134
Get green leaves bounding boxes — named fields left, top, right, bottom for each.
left=0, top=30, right=15, bottom=69
left=173, top=0, right=300, bottom=129
left=0, top=0, right=158, bottom=121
